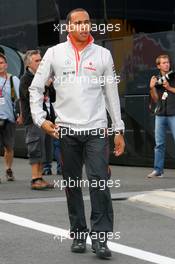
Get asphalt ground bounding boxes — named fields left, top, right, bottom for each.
left=0, top=158, right=175, bottom=264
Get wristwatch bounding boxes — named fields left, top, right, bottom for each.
left=115, top=130, right=124, bottom=135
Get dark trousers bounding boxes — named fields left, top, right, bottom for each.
left=60, top=128, right=113, bottom=237
left=43, top=133, right=53, bottom=165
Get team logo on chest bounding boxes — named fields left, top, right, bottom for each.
left=83, top=61, right=96, bottom=71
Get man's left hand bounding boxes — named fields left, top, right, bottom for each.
left=41, top=120, right=59, bottom=138
left=16, top=115, right=23, bottom=125
left=113, top=134, right=125, bottom=157
left=163, top=80, right=170, bottom=90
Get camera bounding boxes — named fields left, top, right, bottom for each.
left=156, top=70, right=175, bottom=86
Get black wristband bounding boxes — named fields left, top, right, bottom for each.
left=115, top=130, right=124, bottom=135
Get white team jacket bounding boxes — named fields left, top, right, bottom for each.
left=29, top=35, right=124, bottom=131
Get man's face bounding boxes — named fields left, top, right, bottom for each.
left=0, top=57, right=7, bottom=74
left=28, top=54, right=42, bottom=73
left=68, top=11, right=91, bottom=42
left=157, top=58, right=170, bottom=73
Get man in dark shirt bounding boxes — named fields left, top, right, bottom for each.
left=147, top=54, right=175, bottom=178
left=19, top=50, right=55, bottom=189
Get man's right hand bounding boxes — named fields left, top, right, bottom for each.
left=150, top=76, right=157, bottom=89
left=41, top=120, right=59, bottom=138
left=149, top=76, right=159, bottom=102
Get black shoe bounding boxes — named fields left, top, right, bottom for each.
left=92, top=240, right=112, bottom=259
left=6, top=169, right=15, bottom=181
left=71, top=239, right=86, bottom=253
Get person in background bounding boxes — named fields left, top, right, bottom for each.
left=0, top=51, right=21, bottom=182
left=147, top=54, right=175, bottom=178
left=42, top=78, right=56, bottom=175
left=19, top=50, right=54, bottom=190
left=53, top=138, right=62, bottom=175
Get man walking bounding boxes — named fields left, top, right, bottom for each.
left=0, top=52, right=20, bottom=182
left=19, top=50, right=54, bottom=190
left=29, top=9, right=125, bottom=259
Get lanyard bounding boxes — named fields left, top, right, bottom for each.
left=0, top=75, right=7, bottom=97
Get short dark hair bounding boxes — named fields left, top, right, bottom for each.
left=66, top=8, right=89, bottom=24
left=0, top=52, right=7, bottom=63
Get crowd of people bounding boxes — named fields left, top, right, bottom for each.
left=0, top=49, right=62, bottom=188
